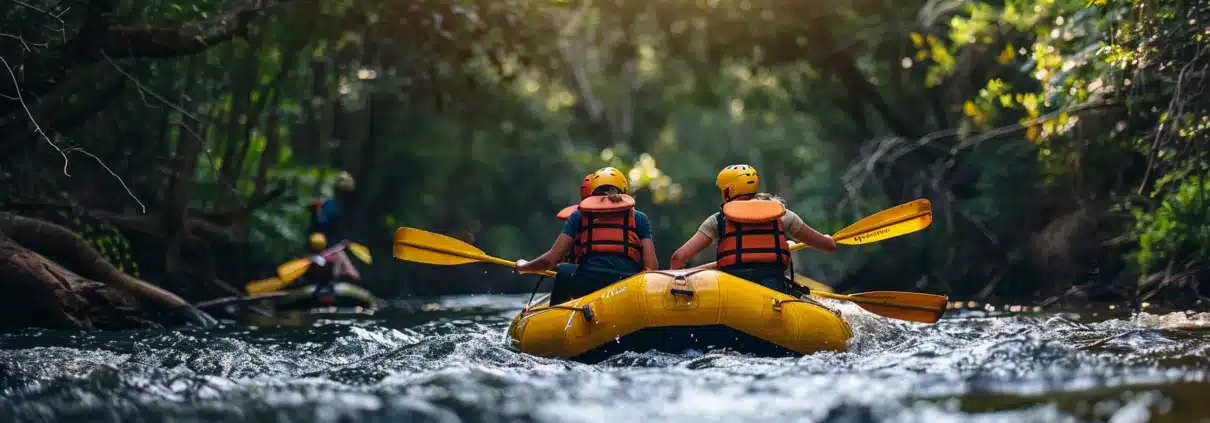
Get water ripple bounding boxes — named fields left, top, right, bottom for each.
left=1, top=295, right=1208, bottom=422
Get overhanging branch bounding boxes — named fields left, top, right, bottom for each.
left=67, top=0, right=292, bottom=61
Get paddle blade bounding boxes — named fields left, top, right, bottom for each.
left=276, top=258, right=311, bottom=282
left=393, top=227, right=490, bottom=266
left=246, top=277, right=290, bottom=294
left=556, top=205, right=578, bottom=221
left=348, top=242, right=373, bottom=264
left=826, top=290, right=948, bottom=324
left=833, top=199, right=933, bottom=245
left=794, top=273, right=834, bottom=294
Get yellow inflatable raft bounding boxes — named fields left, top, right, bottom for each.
left=506, top=269, right=853, bottom=362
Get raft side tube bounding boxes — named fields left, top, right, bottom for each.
left=507, top=269, right=852, bottom=360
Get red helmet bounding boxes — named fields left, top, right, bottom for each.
left=578, top=173, right=593, bottom=199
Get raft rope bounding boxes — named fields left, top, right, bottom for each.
left=771, top=298, right=812, bottom=312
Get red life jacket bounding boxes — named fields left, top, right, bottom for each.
left=715, top=200, right=792, bottom=269
left=573, top=194, right=643, bottom=264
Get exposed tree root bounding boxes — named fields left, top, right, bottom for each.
left=0, top=212, right=216, bottom=329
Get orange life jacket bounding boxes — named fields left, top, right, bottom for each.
left=573, top=194, right=643, bottom=264
left=556, top=204, right=578, bottom=222
left=715, top=200, right=792, bottom=269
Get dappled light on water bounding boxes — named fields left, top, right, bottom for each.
left=1, top=295, right=1208, bottom=422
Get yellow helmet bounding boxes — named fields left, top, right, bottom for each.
left=716, top=164, right=760, bottom=202
left=308, top=233, right=328, bottom=250
left=334, top=170, right=355, bottom=192
left=586, top=167, right=629, bottom=195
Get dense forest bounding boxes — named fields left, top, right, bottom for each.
left=1, top=0, right=1207, bottom=329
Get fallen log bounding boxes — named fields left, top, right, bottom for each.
left=0, top=212, right=216, bottom=329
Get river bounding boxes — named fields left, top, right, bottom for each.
left=1, top=295, right=1209, bottom=423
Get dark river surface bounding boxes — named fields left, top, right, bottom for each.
left=1, top=295, right=1209, bottom=423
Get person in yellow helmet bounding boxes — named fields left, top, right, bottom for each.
left=669, top=165, right=836, bottom=294
left=517, top=167, right=659, bottom=303
left=307, top=233, right=328, bottom=253
left=299, top=232, right=361, bottom=294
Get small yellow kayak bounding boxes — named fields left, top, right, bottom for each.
left=506, top=269, right=853, bottom=362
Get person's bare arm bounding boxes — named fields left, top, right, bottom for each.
left=669, top=231, right=714, bottom=269
left=641, top=238, right=659, bottom=270
left=517, top=234, right=575, bottom=272
left=790, top=224, right=837, bottom=253
left=336, top=252, right=362, bottom=280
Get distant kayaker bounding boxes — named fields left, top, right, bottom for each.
left=308, top=170, right=357, bottom=246
left=518, top=167, right=659, bottom=303
left=668, top=164, right=836, bottom=294
left=299, top=232, right=361, bottom=294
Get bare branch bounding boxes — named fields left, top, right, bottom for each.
left=0, top=33, right=50, bottom=51
left=0, top=54, right=146, bottom=213
left=1, top=54, right=71, bottom=175
left=61, top=147, right=146, bottom=213
left=841, top=99, right=1119, bottom=197
left=101, top=52, right=199, bottom=122
left=12, top=0, right=69, bottom=44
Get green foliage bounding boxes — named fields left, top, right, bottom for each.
left=3, top=0, right=1209, bottom=301
left=1130, top=173, right=1210, bottom=274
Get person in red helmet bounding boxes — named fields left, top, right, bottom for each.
left=556, top=173, right=594, bottom=221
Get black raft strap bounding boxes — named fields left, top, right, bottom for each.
left=623, top=210, right=639, bottom=257
left=733, top=221, right=743, bottom=264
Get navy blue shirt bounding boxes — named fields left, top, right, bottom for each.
left=309, top=198, right=345, bottom=243
left=561, top=209, right=651, bottom=278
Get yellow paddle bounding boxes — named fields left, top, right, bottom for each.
left=691, top=198, right=946, bottom=323
left=811, top=290, right=948, bottom=324
left=277, top=241, right=373, bottom=281
left=393, top=227, right=557, bottom=276
left=392, top=199, right=942, bottom=322
left=794, top=273, right=834, bottom=294
left=246, top=241, right=374, bottom=294
left=392, top=220, right=943, bottom=323
left=347, top=243, right=373, bottom=264
left=392, top=199, right=934, bottom=280
left=692, top=198, right=934, bottom=268
left=245, top=277, right=290, bottom=295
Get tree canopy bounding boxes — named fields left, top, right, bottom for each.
left=1, top=0, right=1207, bottom=308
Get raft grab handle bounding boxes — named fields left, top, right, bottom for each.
left=670, top=274, right=695, bottom=298
left=548, top=304, right=595, bottom=322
